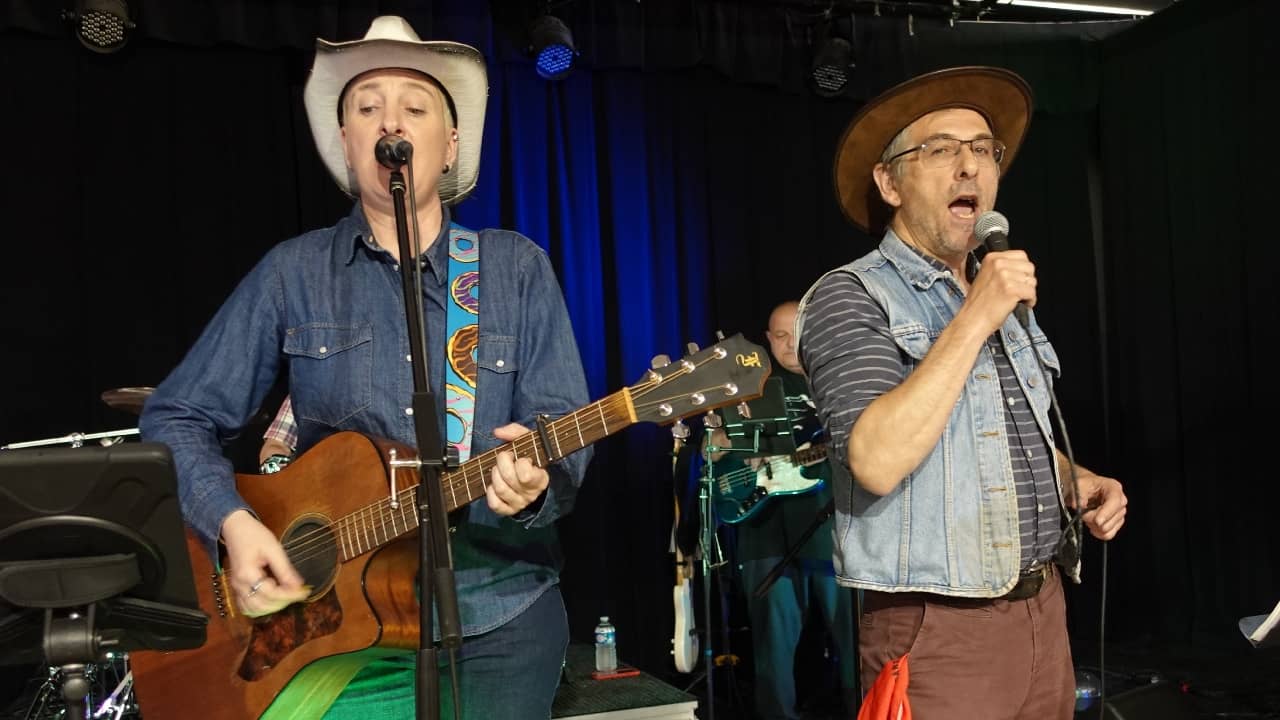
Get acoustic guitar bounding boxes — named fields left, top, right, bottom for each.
left=130, top=334, right=770, bottom=719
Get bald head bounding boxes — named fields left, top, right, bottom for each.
left=767, top=301, right=802, bottom=374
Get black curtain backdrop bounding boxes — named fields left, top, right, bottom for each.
left=0, top=0, right=1274, bottom=690
left=1097, top=0, right=1278, bottom=650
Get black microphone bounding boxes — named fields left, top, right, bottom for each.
left=375, top=135, right=413, bottom=170
left=975, top=210, right=1030, bottom=328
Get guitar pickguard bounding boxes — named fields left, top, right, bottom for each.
left=238, top=590, right=343, bottom=681
left=715, top=448, right=825, bottom=525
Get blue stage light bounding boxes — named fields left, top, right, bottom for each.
left=529, top=15, right=577, bottom=80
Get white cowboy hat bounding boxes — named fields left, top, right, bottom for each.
left=303, top=16, right=488, bottom=204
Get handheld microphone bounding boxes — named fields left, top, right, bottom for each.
left=975, top=210, right=1030, bottom=328
left=375, top=135, right=413, bottom=170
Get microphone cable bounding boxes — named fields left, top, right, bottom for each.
left=1021, top=315, right=1109, bottom=719
left=979, top=210, right=1110, bottom=716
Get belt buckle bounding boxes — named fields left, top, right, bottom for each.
left=1005, top=564, right=1047, bottom=601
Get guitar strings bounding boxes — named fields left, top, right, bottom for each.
left=277, top=390, right=645, bottom=566
left=277, top=355, right=738, bottom=567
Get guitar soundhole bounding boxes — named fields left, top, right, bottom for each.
left=281, top=516, right=339, bottom=599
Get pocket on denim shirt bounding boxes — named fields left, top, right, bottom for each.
left=891, top=323, right=935, bottom=366
left=475, top=334, right=519, bottom=417
left=283, top=323, right=373, bottom=426
left=1006, top=327, right=1061, bottom=384
left=476, top=335, right=520, bottom=378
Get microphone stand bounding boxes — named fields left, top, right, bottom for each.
left=749, top=499, right=833, bottom=601
left=696, top=419, right=765, bottom=720
left=385, top=159, right=463, bottom=720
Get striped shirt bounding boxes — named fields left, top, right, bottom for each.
left=800, top=248, right=1061, bottom=570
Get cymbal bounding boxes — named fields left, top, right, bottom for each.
left=101, top=386, right=155, bottom=415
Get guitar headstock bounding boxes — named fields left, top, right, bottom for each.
left=630, top=333, right=772, bottom=425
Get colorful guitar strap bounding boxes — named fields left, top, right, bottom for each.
left=261, top=223, right=479, bottom=720
left=443, top=222, right=479, bottom=463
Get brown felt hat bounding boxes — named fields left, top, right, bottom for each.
left=834, top=66, right=1033, bottom=234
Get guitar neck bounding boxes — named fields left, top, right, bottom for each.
left=790, top=442, right=828, bottom=466
left=331, top=390, right=636, bottom=562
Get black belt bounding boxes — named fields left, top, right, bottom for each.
left=1002, top=563, right=1052, bottom=601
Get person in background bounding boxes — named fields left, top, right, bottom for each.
left=710, top=301, right=857, bottom=720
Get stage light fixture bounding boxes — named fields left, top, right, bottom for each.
left=528, top=15, right=577, bottom=80
left=64, top=0, right=134, bottom=53
left=811, top=35, right=854, bottom=97
left=963, top=0, right=1154, bottom=15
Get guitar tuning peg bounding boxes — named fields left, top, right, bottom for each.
left=650, top=354, right=671, bottom=369
left=714, top=330, right=726, bottom=341
left=736, top=401, right=752, bottom=419
left=703, top=410, right=723, bottom=429
left=685, top=341, right=700, bottom=355
left=671, top=419, right=690, bottom=440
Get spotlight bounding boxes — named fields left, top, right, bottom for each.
left=811, top=35, right=854, bottom=97
left=528, top=15, right=577, bottom=80
left=63, top=0, right=134, bottom=54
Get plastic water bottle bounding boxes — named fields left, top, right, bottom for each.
left=594, top=616, right=617, bottom=673
left=1074, top=669, right=1101, bottom=711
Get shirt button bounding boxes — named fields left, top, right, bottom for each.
left=496, top=359, right=505, bottom=368
left=406, top=354, right=412, bottom=362
left=405, top=407, right=414, bottom=416
left=392, top=264, right=400, bottom=271
left=1025, top=449, right=1033, bottom=460
left=1006, top=396, right=1016, bottom=406
left=1037, top=503, right=1045, bottom=513
left=318, top=346, right=328, bottom=355
left=1029, top=376, right=1038, bottom=387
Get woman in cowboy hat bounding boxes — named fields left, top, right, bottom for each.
left=795, top=66, right=1127, bottom=718
left=141, top=16, right=591, bottom=719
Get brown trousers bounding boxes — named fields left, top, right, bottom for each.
left=859, top=566, right=1075, bottom=720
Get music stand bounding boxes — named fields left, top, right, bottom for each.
left=0, top=442, right=207, bottom=719
left=720, top=376, right=796, bottom=459
left=695, top=377, right=795, bottom=720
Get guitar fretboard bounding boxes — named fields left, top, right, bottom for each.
left=326, top=390, right=636, bottom=562
left=791, top=443, right=828, bottom=466
left=277, top=334, right=766, bottom=572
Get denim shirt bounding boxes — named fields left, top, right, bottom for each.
left=797, top=231, right=1079, bottom=598
left=140, top=202, right=592, bottom=636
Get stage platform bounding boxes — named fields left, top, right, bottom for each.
left=552, top=645, right=699, bottom=720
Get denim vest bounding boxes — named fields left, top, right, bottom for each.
left=798, top=231, right=1079, bottom=597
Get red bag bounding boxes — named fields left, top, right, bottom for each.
left=857, top=654, right=912, bottom=720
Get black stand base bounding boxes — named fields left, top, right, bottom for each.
left=57, top=663, right=89, bottom=720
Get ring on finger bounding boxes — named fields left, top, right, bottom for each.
left=248, top=578, right=266, bottom=597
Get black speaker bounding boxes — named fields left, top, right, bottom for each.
left=1101, top=681, right=1198, bottom=720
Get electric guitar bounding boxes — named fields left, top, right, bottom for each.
left=669, top=424, right=699, bottom=675
left=671, top=496, right=699, bottom=673
left=130, top=334, right=770, bottom=720
left=713, top=442, right=828, bottom=524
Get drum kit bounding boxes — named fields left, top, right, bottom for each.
left=2, top=387, right=153, bottom=720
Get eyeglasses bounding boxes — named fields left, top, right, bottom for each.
left=885, top=137, right=1007, bottom=169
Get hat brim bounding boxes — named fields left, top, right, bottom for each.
left=833, top=66, right=1032, bottom=234
left=304, top=38, right=487, bottom=204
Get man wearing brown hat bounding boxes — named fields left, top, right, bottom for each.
left=140, top=15, right=590, bottom=720
left=796, top=67, right=1127, bottom=718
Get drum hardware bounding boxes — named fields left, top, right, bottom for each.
left=99, top=388, right=154, bottom=416
left=18, top=654, right=138, bottom=720
left=1, top=429, right=140, bottom=451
